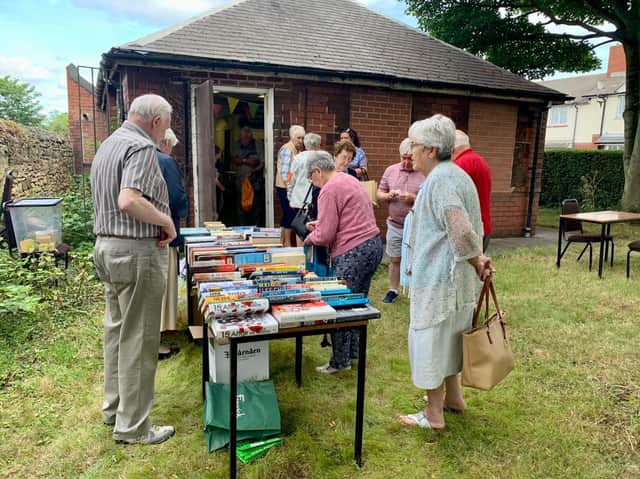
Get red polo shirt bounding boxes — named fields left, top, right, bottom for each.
left=454, top=148, right=492, bottom=235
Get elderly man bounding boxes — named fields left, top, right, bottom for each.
left=453, top=130, right=492, bottom=251
left=276, top=125, right=305, bottom=246
left=91, top=94, right=176, bottom=445
left=377, top=138, right=425, bottom=304
left=231, top=126, right=264, bottom=225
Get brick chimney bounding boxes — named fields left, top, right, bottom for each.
left=606, top=44, right=625, bottom=78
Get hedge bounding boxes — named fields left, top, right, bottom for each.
left=540, top=149, right=624, bottom=209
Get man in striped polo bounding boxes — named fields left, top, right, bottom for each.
left=91, top=94, right=177, bottom=445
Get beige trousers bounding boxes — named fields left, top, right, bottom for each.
left=94, top=237, right=168, bottom=440
left=161, top=247, right=178, bottom=332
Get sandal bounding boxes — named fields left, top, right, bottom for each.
left=397, top=411, right=445, bottom=431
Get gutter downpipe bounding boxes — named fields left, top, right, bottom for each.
left=571, top=102, right=579, bottom=147
left=524, top=105, right=546, bottom=237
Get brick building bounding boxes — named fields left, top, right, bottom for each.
left=66, top=64, right=109, bottom=171
left=92, top=0, right=565, bottom=236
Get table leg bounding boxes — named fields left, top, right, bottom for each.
left=295, top=336, right=303, bottom=388
left=598, top=224, right=606, bottom=278
left=202, top=321, right=208, bottom=400
left=607, top=224, right=613, bottom=267
left=354, top=324, right=367, bottom=467
left=556, top=218, right=563, bottom=268
left=230, top=340, right=238, bottom=479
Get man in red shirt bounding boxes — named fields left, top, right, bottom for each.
left=453, top=130, right=492, bottom=251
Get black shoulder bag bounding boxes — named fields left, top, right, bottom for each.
left=291, top=184, right=313, bottom=240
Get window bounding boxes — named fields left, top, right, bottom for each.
left=616, top=95, right=625, bottom=118
left=549, top=106, right=568, bottom=125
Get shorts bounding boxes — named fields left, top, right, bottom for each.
left=385, top=221, right=403, bottom=258
left=277, top=187, right=295, bottom=228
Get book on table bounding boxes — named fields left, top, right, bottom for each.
left=211, top=313, right=279, bottom=339
left=204, top=298, right=270, bottom=320
left=270, top=301, right=337, bottom=327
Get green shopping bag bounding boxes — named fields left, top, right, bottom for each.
left=204, top=380, right=281, bottom=452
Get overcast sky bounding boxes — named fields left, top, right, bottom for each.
left=0, top=0, right=608, bottom=115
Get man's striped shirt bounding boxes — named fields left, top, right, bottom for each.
left=90, top=121, right=169, bottom=238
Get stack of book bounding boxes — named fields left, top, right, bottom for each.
left=270, top=300, right=336, bottom=328
left=211, top=312, right=279, bottom=339
left=250, top=228, right=282, bottom=247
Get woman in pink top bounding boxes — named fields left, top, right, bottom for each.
left=304, top=151, right=382, bottom=374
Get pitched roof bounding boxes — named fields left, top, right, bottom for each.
left=539, top=73, right=625, bottom=100
left=112, top=0, right=563, bottom=100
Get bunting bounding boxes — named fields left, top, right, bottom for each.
left=227, top=96, right=240, bottom=113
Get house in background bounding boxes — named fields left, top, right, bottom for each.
left=89, top=0, right=565, bottom=236
left=540, top=44, right=626, bottom=150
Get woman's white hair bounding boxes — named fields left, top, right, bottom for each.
left=306, top=150, right=335, bottom=177
left=399, top=137, right=412, bottom=155
left=303, top=133, right=321, bottom=150
left=128, top=94, right=172, bottom=120
left=408, top=114, right=456, bottom=162
left=289, top=125, right=305, bottom=138
left=161, top=128, right=179, bottom=147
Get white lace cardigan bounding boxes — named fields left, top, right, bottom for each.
left=406, top=161, right=484, bottom=330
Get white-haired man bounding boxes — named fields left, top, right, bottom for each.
left=377, top=138, right=425, bottom=303
left=453, top=130, right=492, bottom=251
left=91, top=93, right=176, bottom=445
left=276, top=125, right=305, bottom=246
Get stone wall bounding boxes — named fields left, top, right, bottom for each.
left=0, top=120, right=74, bottom=198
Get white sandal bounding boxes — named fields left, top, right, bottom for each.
left=398, top=411, right=445, bottom=430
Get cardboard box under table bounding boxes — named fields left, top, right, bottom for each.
left=203, top=304, right=381, bottom=479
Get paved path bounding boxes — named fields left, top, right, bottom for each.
left=489, top=227, right=557, bottom=254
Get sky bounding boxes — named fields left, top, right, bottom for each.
left=0, top=0, right=610, bottom=116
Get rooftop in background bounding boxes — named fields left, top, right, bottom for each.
left=539, top=45, right=626, bottom=100
left=103, top=0, right=564, bottom=101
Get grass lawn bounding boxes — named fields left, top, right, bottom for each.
left=2, top=245, right=640, bottom=478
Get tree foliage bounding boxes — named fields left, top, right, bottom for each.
left=0, top=75, right=45, bottom=127
left=405, top=0, right=640, bottom=210
left=45, top=111, right=69, bottom=136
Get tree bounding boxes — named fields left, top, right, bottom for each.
left=405, top=0, right=640, bottom=211
left=45, top=111, right=69, bottom=136
left=0, top=75, right=45, bottom=127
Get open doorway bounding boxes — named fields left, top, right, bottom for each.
left=213, top=91, right=266, bottom=226
left=191, top=83, right=274, bottom=228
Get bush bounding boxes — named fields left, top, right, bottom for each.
left=540, top=149, right=624, bottom=210
left=62, top=174, right=95, bottom=248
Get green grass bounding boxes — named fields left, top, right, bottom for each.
left=2, top=248, right=640, bottom=478
left=538, top=207, right=640, bottom=240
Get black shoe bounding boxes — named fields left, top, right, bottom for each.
left=158, top=346, right=180, bottom=360
left=382, top=290, right=399, bottom=304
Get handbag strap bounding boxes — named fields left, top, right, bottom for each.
left=472, top=279, right=502, bottom=328
left=301, top=184, right=313, bottom=206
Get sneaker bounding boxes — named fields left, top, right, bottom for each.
left=315, top=363, right=351, bottom=374
left=115, top=424, right=175, bottom=445
left=382, top=290, right=399, bottom=303
left=103, top=416, right=115, bottom=426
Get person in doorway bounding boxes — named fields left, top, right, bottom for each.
left=453, top=130, right=492, bottom=251
left=214, top=145, right=225, bottom=217
left=91, top=93, right=176, bottom=445
left=303, top=151, right=382, bottom=374
left=397, top=114, right=493, bottom=431
left=230, top=126, right=264, bottom=225
left=339, top=127, right=367, bottom=179
left=377, top=138, right=425, bottom=304
left=156, top=128, right=188, bottom=360
left=277, top=125, right=305, bottom=245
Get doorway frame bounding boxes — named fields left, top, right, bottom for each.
left=190, top=84, right=275, bottom=227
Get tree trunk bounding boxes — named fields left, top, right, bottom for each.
left=621, top=38, right=640, bottom=211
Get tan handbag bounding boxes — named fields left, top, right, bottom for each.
left=461, top=279, right=514, bottom=390
left=359, top=171, right=378, bottom=207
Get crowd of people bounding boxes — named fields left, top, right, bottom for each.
left=90, top=93, right=495, bottom=445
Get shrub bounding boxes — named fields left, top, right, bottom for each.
left=62, top=174, right=95, bottom=248
left=540, top=149, right=624, bottom=209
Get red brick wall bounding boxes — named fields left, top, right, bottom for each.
left=66, top=69, right=108, bottom=170
left=606, top=44, right=625, bottom=78
left=111, top=65, right=546, bottom=237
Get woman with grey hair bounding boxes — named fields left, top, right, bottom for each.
left=398, top=114, right=494, bottom=430
left=156, top=128, right=187, bottom=359
left=287, top=132, right=322, bottom=210
left=304, top=151, right=383, bottom=374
